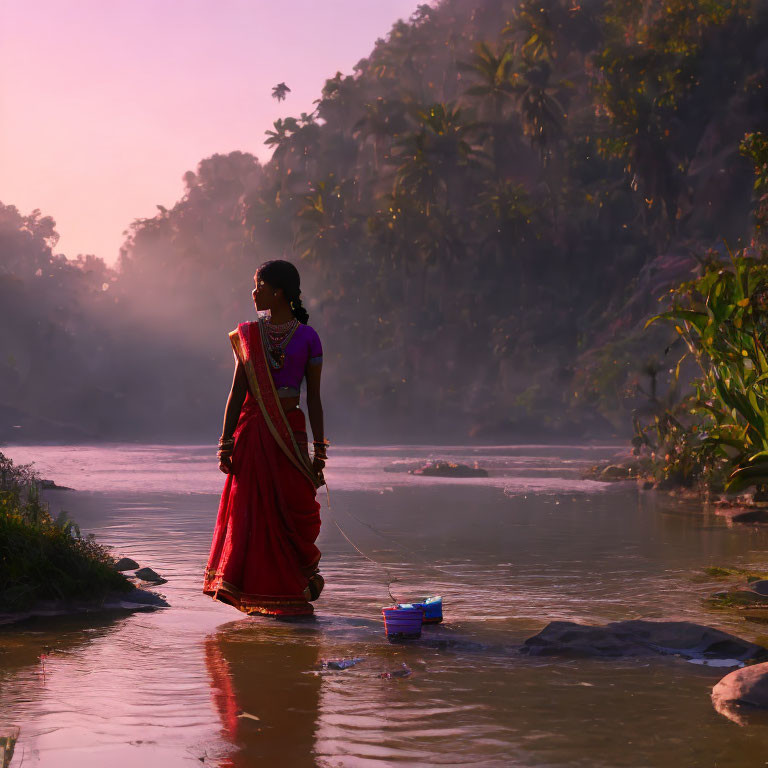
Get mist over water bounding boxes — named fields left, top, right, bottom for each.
left=3, top=443, right=768, bottom=766
left=2, top=443, right=614, bottom=494
left=2, top=0, right=768, bottom=764
left=3, top=1, right=766, bottom=446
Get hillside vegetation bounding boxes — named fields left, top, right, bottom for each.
left=2, top=0, right=768, bottom=442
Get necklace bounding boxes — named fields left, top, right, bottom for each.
left=261, top=317, right=299, bottom=369
left=266, top=317, right=297, bottom=333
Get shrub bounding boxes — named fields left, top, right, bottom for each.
left=0, top=452, right=133, bottom=612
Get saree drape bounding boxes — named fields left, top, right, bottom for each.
left=203, top=320, right=322, bottom=617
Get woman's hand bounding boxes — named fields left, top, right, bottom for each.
left=219, top=456, right=233, bottom=474
left=312, top=456, right=326, bottom=477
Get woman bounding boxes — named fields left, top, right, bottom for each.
left=203, top=260, right=327, bottom=617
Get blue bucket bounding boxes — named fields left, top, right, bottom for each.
left=382, top=604, right=424, bottom=641
left=414, top=596, right=443, bottom=624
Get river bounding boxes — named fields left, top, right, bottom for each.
left=2, top=443, right=768, bottom=766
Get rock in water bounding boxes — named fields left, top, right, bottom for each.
left=712, top=662, right=768, bottom=724
left=321, top=657, right=364, bottom=670
left=122, top=588, right=170, bottom=607
left=409, top=461, right=488, bottom=478
left=522, top=620, right=768, bottom=661
left=599, top=464, right=631, bottom=481
left=113, top=557, right=140, bottom=571
left=134, top=567, right=167, bottom=584
left=731, top=509, right=768, bottom=524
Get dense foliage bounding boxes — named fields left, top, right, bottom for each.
left=2, top=0, right=768, bottom=442
left=633, top=131, right=768, bottom=491
left=0, top=453, right=132, bottom=610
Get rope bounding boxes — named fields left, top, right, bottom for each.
left=323, top=482, right=401, bottom=604
left=325, top=484, right=467, bottom=584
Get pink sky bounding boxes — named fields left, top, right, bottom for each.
left=0, top=0, right=421, bottom=264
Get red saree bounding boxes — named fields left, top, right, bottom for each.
left=203, top=320, right=322, bottom=617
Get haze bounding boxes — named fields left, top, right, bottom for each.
left=0, top=0, right=420, bottom=264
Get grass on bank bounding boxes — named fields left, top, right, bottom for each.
left=0, top=452, right=133, bottom=613
left=704, top=566, right=768, bottom=582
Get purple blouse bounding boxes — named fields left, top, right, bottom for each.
left=265, top=321, right=323, bottom=396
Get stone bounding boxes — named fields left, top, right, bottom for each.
left=599, top=464, right=630, bottom=481
left=409, top=461, right=488, bottom=478
left=134, top=567, right=167, bottom=584
left=712, top=662, right=768, bottom=724
left=521, top=620, right=768, bottom=661
left=731, top=509, right=768, bottom=524
left=113, top=557, right=140, bottom=571
left=116, top=588, right=169, bottom=608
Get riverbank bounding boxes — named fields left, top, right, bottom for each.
left=2, top=444, right=768, bottom=766
left=0, top=451, right=169, bottom=624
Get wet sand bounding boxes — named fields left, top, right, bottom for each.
left=2, top=445, right=768, bottom=766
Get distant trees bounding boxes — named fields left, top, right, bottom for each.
left=2, top=0, right=768, bottom=442
left=96, top=0, right=768, bottom=439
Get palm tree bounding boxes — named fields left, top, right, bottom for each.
left=504, top=0, right=557, bottom=63
left=264, top=117, right=299, bottom=172
left=458, top=42, right=516, bottom=168
left=315, top=72, right=360, bottom=136
left=392, top=103, right=484, bottom=214
left=271, top=82, right=291, bottom=102
left=353, top=97, right=407, bottom=170
left=293, top=175, right=359, bottom=264
left=285, top=114, right=322, bottom=181
left=510, top=60, right=567, bottom=165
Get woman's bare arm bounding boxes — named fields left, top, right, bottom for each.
left=219, top=360, right=247, bottom=473
left=305, top=362, right=325, bottom=474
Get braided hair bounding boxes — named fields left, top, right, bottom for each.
left=258, top=259, right=310, bottom=324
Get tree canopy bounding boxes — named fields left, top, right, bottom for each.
left=2, top=0, right=767, bottom=442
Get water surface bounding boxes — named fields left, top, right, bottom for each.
left=2, top=444, right=768, bottom=766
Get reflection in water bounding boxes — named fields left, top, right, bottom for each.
left=204, top=622, right=321, bottom=767
left=5, top=445, right=768, bottom=765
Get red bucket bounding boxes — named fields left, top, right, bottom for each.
left=382, top=604, right=424, bottom=641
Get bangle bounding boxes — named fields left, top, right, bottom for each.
left=313, top=439, right=330, bottom=447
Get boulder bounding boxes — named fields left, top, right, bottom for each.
left=409, top=461, right=488, bottom=478
left=521, top=620, right=768, bottom=661
left=731, top=509, right=768, bottom=524
left=113, top=557, right=140, bottom=571
left=134, top=567, right=167, bottom=585
left=712, top=662, right=768, bottom=724
left=599, top=464, right=632, bottom=481
left=117, top=588, right=169, bottom=608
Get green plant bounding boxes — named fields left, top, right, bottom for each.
left=0, top=452, right=133, bottom=612
left=644, top=248, right=768, bottom=490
